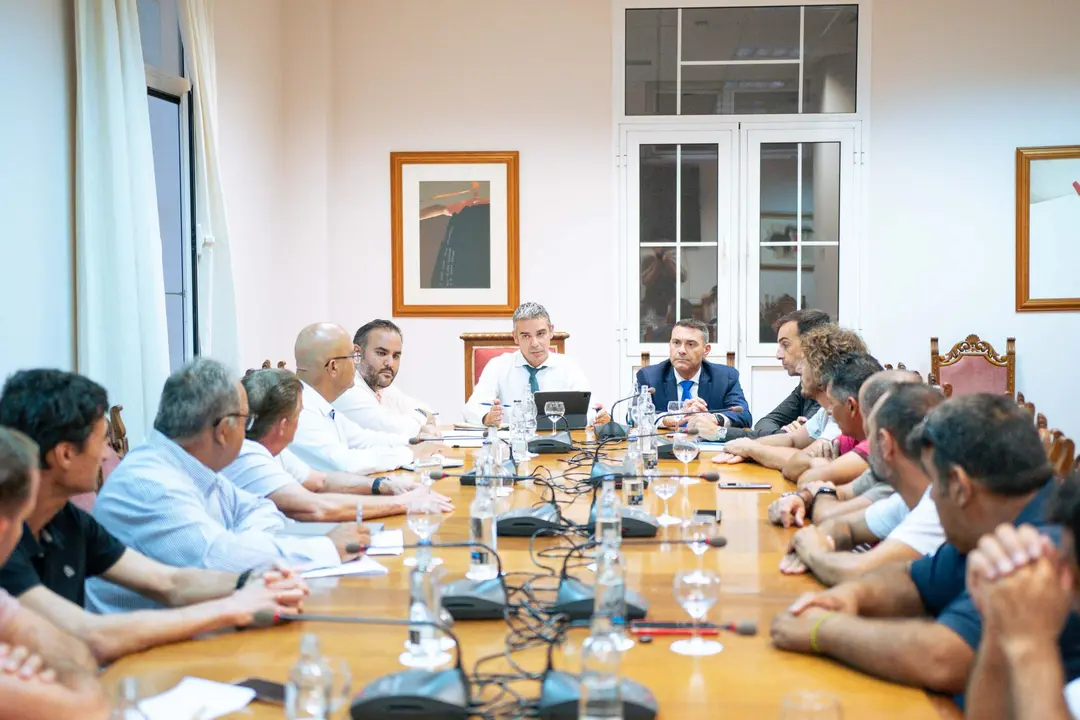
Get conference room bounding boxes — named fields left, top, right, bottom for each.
left=3, top=0, right=1080, bottom=717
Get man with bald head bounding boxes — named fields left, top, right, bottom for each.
left=289, top=323, right=442, bottom=475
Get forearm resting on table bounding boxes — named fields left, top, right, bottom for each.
left=796, top=454, right=869, bottom=490
left=270, top=485, right=401, bottom=523
left=803, top=540, right=922, bottom=588
left=744, top=443, right=799, bottom=471
left=0, top=674, right=108, bottom=720
left=812, top=495, right=871, bottom=524
left=849, top=562, right=929, bottom=618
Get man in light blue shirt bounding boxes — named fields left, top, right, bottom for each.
left=88, top=359, right=370, bottom=614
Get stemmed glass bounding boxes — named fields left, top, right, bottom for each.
left=651, top=474, right=681, bottom=527
left=684, top=515, right=717, bottom=563
left=672, top=432, right=699, bottom=485
left=403, top=497, right=443, bottom=569
left=414, top=455, right=442, bottom=490
left=544, top=401, right=565, bottom=435
left=779, top=692, right=843, bottom=719
left=667, top=400, right=683, bottom=428
left=671, top=569, right=723, bottom=657
left=327, top=658, right=352, bottom=719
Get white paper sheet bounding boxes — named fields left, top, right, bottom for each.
left=301, top=555, right=389, bottom=579
left=366, top=529, right=405, bottom=556
left=138, top=677, right=255, bottom=720
left=402, top=456, right=465, bottom=470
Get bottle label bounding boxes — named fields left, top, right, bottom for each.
left=469, top=518, right=489, bottom=564
left=627, top=490, right=643, bottom=506
left=409, top=629, right=421, bottom=646
left=644, top=454, right=658, bottom=470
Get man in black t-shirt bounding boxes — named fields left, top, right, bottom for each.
left=0, top=369, right=310, bottom=665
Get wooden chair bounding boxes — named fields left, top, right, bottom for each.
left=638, top=351, right=736, bottom=368
left=930, top=334, right=1016, bottom=399
left=461, top=332, right=569, bottom=401
left=1050, top=434, right=1076, bottom=478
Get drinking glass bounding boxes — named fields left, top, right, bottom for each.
left=404, top=497, right=443, bottom=569
left=672, top=432, right=699, bottom=484
left=671, top=569, right=723, bottom=656
left=684, top=515, right=717, bottom=560
left=414, top=455, right=442, bottom=490
left=779, top=691, right=843, bottom=720
left=544, top=401, right=565, bottom=435
left=667, top=400, right=682, bottom=427
left=327, top=658, right=352, bottom=719
left=651, top=474, right=681, bottom=526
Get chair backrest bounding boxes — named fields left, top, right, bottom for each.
left=460, top=332, right=570, bottom=400
left=638, top=351, right=737, bottom=368
left=1050, top=434, right=1076, bottom=478
left=930, top=334, right=1016, bottom=399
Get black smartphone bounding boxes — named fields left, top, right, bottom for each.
left=234, top=678, right=286, bottom=705
left=694, top=509, right=721, bottom=522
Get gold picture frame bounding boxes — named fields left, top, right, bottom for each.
left=1016, top=145, right=1080, bottom=312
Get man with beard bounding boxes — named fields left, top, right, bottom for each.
left=334, top=320, right=439, bottom=438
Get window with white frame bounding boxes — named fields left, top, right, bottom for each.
left=138, top=0, right=196, bottom=372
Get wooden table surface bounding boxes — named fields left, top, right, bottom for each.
left=103, top=434, right=963, bottom=719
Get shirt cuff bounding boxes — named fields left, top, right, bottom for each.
left=303, top=537, right=343, bottom=571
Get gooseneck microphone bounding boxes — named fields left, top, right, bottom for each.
left=256, top=612, right=471, bottom=720
left=596, top=387, right=656, bottom=441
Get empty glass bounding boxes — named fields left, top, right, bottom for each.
left=651, top=474, right=681, bottom=527
left=684, top=515, right=717, bottom=560
left=544, top=401, right=565, bottom=435
left=404, top=497, right=443, bottom=569
left=779, top=691, right=842, bottom=719
left=414, top=455, right=442, bottom=490
left=672, top=432, right=699, bottom=484
left=671, top=569, right=723, bottom=657
left=327, top=659, right=352, bottom=719
left=667, top=400, right=683, bottom=427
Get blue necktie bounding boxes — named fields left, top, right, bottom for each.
left=679, top=380, right=694, bottom=403
left=525, top=366, right=545, bottom=394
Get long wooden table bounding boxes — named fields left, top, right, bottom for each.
left=103, top=435, right=963, bottom=719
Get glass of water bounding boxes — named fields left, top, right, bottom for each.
left=779, top=691, right=843, bottom=720
left=405, top=497, right=443, bottom=570
left=672, top=432, right=699, bottom=484
left=327, top=658, right=352, bottom=719
left=667, top=400, right=682, bottom=427
left=651, top=474, right=681, bottom=527
left=543, top=401, right=565, bottom=435
left=671, top=569, right=723, bottom=657
left=684, top=514, right=717, bottom=562
left=414, top=455, right=442, bottom=490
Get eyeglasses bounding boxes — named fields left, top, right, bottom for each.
left=214, top=412, right=257, bottom=432
left=324, top=353, right=362, bottom=369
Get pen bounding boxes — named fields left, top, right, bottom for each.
left=715, top=482, right=772, bottom=490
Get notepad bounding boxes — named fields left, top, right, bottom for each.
left=403, top=457, right=464, bottom=471
left=302, top=555, right=389, bottom=579
left=138, top=677, right=254, bottom=720
left=365, top=529, right=405, bottom=556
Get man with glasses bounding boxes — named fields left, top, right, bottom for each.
left=88, top=359, right=369, bottom=615
left=289, top=323, right=444, bottom=474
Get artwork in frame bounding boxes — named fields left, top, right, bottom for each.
left=1016, top=145, right=1080, bottom=312
left=391, top=151, right=520, bottom=317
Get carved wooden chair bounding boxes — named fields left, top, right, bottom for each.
left=1050, top=434, right=1076, bottom=478
left=460, top=332, right=569, bottom=401
left=930, top=334, right=1016, bottom=399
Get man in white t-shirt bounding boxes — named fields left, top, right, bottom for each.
left=333, top=320, right=439, bottom=439
left=779, top=383, right=947, bottom=586
left=225, top=369, right=452, bottom=522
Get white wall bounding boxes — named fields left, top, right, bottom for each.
left=0, top=0, right=75, bottom=380
left=866, top=0, right=1080, bottom=437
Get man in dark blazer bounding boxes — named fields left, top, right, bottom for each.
left=637, top=319, right=752, bottom=430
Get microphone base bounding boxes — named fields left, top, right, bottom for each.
left=586, top=507, right=660, bottom=539
left=457, top=459, right=519, bottom=486
left=496, top=504, right=566, bottom=537
left=528, top=431, right=574, bottom=454
left=351, top=668, right=469, bottom=719
left=537, top=670, right=658, bottom=720
left=588, top=462, right=651, bottom=490
left=595, top=422, right=628, bottom=441
left=655, top=439, right=677, bottom=459
left=440, top=577, right=508, bottom=620
left=551, top=576, right=649, bottom=620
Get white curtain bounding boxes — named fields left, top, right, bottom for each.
left=75, top=0, right=170, bottom=445
left=178, top=0, right=240, bottom=372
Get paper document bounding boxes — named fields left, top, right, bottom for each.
left=366, top=529, right=405, bottom=556
left=403, top=457, right=464, bottom=470
left=138, top=677, right=254, bottom=720
left=453, top=422, right=487, bottom=430
left=302, top=555, right=389, bottom=579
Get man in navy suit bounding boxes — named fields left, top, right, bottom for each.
left=637, top=319, right=752, bottom=430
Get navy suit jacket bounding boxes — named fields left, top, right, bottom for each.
left=636, top=360, right=752, bottom=429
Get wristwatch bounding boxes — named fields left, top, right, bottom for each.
left=371, top=477, right=388, bottom=496
left=235, top=569, right=253, bottom=590
left=814, top=487, right=839, bottom=500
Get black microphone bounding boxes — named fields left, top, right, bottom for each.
left=719, top=620, right=758, bottom=636
left=256, top=612, right=470, bottom=719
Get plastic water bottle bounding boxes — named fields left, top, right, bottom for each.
left=594, top=538, right=628, bottom=637
left=621, top=431, right=645, bottom=508
left=405, top=569, right=440, bottom=662
left=108, top=677, right=150, bottom=720
left=467, top=479, right=499, bottom=580
left=523, top=392, right=538, bottom=439
left=285, top=633, right=332, bottom=720
left=510, top=400, right=528, bottom=461
left=640, top=389, right=658, bottom=472
left=579, top=613, right=624, bottom=720
left=595, top=477, right=622, bottom=544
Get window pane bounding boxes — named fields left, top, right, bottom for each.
left=640, top=248, right=679, bottom=342
left=625, top=9, right=677, bottom=116
left=682, top=246, right=718, bottom=343
left=681, top=64, right=799, bottom=115
left=680, top=144, right=718, bottom=243
left=164, top=293, right=187, bottom=372
left=759, top=143, right=802, bottom=243
left=759, top=267, right=797, bottom=344
left=639, top=144, right=677, bottom=244
left=802, top=245, right=840, bottom=322
left=803, top=5, right=858, bottom=113
left=137, top=0, right=183, bottom=76
left=803, top=142, right=841, bottom=244
left=681, top=7, right=800, bottom=62
left=147, top=94, right=184, bottom=294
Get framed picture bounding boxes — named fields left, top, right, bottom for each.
left=1016, top=145, right=1080, bottom=312
left=390, top=151, right=520, bottom=317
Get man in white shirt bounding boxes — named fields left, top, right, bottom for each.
left=225, top=369, right=452, bottom=522
left=88, top=359, right=370, bottom=614
left=333, top=320, right=439, bottom=438
left=289, top=323, right=444, bottom=474
left=778, top=383, right=947, bottom=586
left=462, top=302, right=610, bottom=426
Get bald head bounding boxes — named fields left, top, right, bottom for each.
left=859, top=369, right=921, bottom=416
left=294, top=323, right=356, bottom=401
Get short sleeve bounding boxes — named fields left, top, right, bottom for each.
left=849, top=470, right=876, bottom=496
left=0, top=543, right=43, bottom=597
left=837, top=435, right=857, bottom=455
left=887, top=491, right=946, bottom=556
left=805, top=409, right=828, bottom=439
left=910, top=543, right=967, bottom=616
left=935, top=592, right=983, bottom=649
left=852, top=440, right=870, bottom=460
left=864, top=493, right=908, bottom=540
left=77, top=507, right=128, bottom=577
left=861, top=482, right=896, bottom=503
left=278, top=448, right=311, bottom=483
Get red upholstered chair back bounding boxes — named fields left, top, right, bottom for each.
left=930, top=335, right=1015, bottom=399
left=461, top=332, right=569, bottom=400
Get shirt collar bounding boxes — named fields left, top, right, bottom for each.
left=21, top=513, right=67, bottom=557
left=301, top=380, right=336, bottom=418
left=674, top=365, right=702, bottom=386
left=513, top=350, right=553, bottom=370
left=1016, top=480, right=1056, bottom=525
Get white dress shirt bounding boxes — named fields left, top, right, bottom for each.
left=462, top=350, right=591, bottom=424
left=86, top=431, right=340, bottom=613
left=334, top=371, right=431, bottom=436
left=222, top=439, right=308, bottom=498
left=289, top=381, right=413, bottom=474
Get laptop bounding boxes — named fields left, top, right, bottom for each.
left=533, top=390, right=592, bottom=431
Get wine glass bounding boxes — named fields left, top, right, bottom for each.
left=327, top=658, right=352, bottom=719
left=667, top=400, right=683, bottom=428
left=779, top=691, right=842, bottom=719
left=684, top=515, right=717, bottom=561
left=651, top=474, right=680, bottom=526
left=414, top=455, right=442, bottom=490
left=544, top=401, right=565, bottom=435
left=404, top=497, right=443, bottom=569
left=672, top=432, right=699, bottom=484
left=671, top=569, right=723, bottom=656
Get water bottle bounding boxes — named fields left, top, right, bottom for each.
left=579, top=614, right=624, bottom=720
left=406, top=569, right=440, bottom=662
left=467, top=479, right=499, bottom=580
left=523, top=392, right=538, bottom=439
left=621, top=430, right=645, bottom=508
left=595, top=477, right=622, bottom=544
left=510, top=400, right=528, bottom=461
left=109, top=677, right=150, bottom=720
left=285, top=633, right=332, bottom=720
left=640, top=389, right=658, bottom=472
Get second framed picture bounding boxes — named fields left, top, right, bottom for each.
left=390, top=150, right=520, bottom=317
